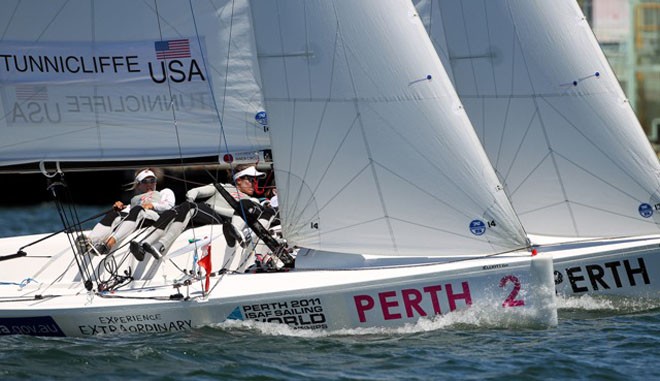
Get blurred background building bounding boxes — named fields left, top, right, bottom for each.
left=578, top=0, right=660, bottom=150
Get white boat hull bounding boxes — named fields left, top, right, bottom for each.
left=0, top=228, right=557, bottom=336
left=533, top=235, right=660, bottom=299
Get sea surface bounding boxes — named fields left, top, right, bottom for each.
left=0, top=203, right=658, bottom=380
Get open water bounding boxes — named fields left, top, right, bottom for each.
left=0, top=203, right=658, bottom=380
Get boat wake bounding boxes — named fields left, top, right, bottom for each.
left=209, top=301, right=557, bottom=338
left=557, top=294, right=660, bottom=317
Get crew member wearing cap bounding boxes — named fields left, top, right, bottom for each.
left=129, top=163, right=275, bottom=262
left=78, top=168, right=175, bottom=255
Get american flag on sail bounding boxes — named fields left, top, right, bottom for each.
left=15, top=85, right=48, bottom=101
left=154, top=39, right=191, bottom=60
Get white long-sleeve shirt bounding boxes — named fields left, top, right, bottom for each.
left=185, top=183, right=257, bottom=218
left=128, top=188, right=176, bottom=213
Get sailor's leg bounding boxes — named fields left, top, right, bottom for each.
left=82, top=211, right=123, bottom=255
left=99, top=206, right=145, bottom=254
left=129, top=207, right=178, bottom=261
left=141, top=202, right=195, bottom=259
left=87, top=211, right=121, bottom=244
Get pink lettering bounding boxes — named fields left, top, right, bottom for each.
left=379, top=291, right=402, bottom=320
left=423, top=285, right=443, bottom=314
left=401, top=288, right=426, bottom=318
left=354, top=295, right=375, bottom=323
left=446, top=282, right=472, bottom=311
left=353, top=281, right=472, bottom=323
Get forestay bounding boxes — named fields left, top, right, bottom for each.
left=417, top=0, right=660, bottom=238
left=250, top=0, right=528, bottom=257
left=0, top=0, right=269, bottom=170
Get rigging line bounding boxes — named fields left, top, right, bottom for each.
left=310, top=213, right=498, bottom=246
left=286, top=112, right=361, bottom=231
left=274, top=0, right=291, bottom=100
left=483, top=0, right=499, bottom=96
left=567, top=200, right=660, bottom=223
left=529, top=103, right=579, bottom=237
left=286, top=99, right=327, bottom=221
left=386, top=216, right=522, bottom=245
left=289, top=163, right=370, bottom=234
left=156, top=1, right=189, bottom=167
left=358, top=99, right=498, bottom=221
left=516, top=199, right=571, bottom=217
left=267, top=2, right=296, bottom=225
left=370, top=161, right=478, bottom=221
left=435, top=0, right=456, bottom=84
left=501, top=106, right=538, bottom=184
left=458, top=0, right=480, bottom=98
left=49, top=180, right=95, bottom=289
left=189, top=0, right=239, bottom=240
left=541, top=95, right=659, bottom=195
left=286, top=7, right=340, bottom=218
left=552, top=149, right=646, bottom=202
left=303, top=1, right=312, bottom=99
left=90, top=1, right=106, bottom=159
left=505, top=150, right=551, bottom=198
left=0, top=0, right=71, bottom=125
left=332, top=1, right=397, bottom=252
left=494, top=91, right=514, bottom=172
left=0, top=0, right=20, bottom=39
left=506, top=7, right=579, bottom=236
left=487, top=4, right=520, bottom=177
left=184, top=1, right=219, bottom=244
left=0, top=126, right=100, bottom=149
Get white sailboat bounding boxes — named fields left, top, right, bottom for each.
left=0, top=0, right=556, bottom=337
left=416, top=0, right=660, bottom=299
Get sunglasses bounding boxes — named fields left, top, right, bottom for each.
left=140, top=178, right=157, bottom=184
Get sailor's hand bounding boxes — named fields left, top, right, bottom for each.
left=113, top=201, right=125, bottom=211
left=143, top=203, right=154, bottom=210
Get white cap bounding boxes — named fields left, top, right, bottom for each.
left=135, top=169, right=157, bottom=182
left=233, top=166, right=266, bottom=181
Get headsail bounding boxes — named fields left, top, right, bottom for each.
left=0, top=0, right=269, bottom=171
left=250, top=0, right=528, bottom=257
left=417, top=0, right=660, bottom=238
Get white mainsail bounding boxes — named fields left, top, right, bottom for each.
left=250, top=0, right=529, bottom=257
left=417, top=0, right=660, bottom=239
left=0, top=0, right=268, bottom=170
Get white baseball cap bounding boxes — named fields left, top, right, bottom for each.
left=233, top=166, right=266, bottom=181
left=135, top=169, right=157, bottom=182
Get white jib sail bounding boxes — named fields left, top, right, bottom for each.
left=417, top=0, right=660, bottom=238
left=250, top=0, right=529, bottom=257
left=0, top=0, right=269, bottom=168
